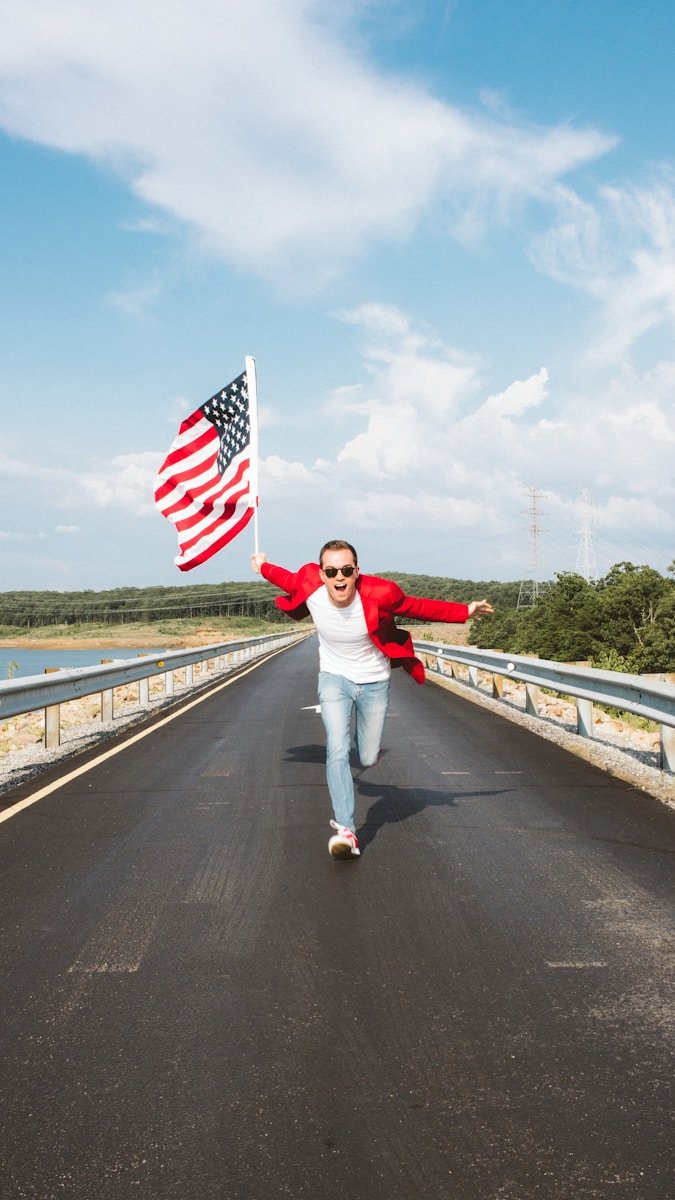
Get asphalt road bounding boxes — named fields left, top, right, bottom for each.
left=1, top=636, right=673, bottom=1200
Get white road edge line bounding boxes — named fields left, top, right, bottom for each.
left=0, top=646, right=289, bottom=826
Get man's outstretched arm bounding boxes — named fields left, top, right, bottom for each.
left=392, top=590, right=494, bottom=624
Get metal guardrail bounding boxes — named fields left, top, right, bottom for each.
left=2, top=632, right=673, bottom=777
left=0, top=631, right=308, bottom=749
left=413, top=641, right=675, bottom=775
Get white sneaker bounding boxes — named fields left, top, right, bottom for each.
left=328, top=820, right=361, bottom=858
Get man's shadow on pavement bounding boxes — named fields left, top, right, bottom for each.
left=285, top=744, right=326, bottom=765
left=355, top=778, right=511, bottom=851
left=284, top=745, right=391, bottom=768
left=284, top=745, right=510, bottom=852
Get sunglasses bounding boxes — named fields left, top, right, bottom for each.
left=322, top=565, right=356, bottom=578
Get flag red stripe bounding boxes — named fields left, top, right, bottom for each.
left=176, top=505, right=255, bottom=572
left=173, top=480, right=249, bottom=537
left=175, top=482, right=250, bottom=552
left=159, top=457, right=249, bottom=522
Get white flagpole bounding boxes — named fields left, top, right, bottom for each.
left=245, top=355, right=260, bottom=555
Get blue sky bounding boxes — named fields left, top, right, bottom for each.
left=1, top=0, right=673, bottom=591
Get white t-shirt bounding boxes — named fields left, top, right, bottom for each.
left=306, top=586, right=390, bottom=682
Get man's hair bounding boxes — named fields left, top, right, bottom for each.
left=319, top=539, right=358, bottom=567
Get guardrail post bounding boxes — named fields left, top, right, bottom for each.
left=185, top=663, right=193, bottom=685
left=43, top=667, right=61, bottom=749
left=136, top=655, right=150, bottom=705
left=576, top=698, right=594, bottom=738
left=165, top=669, right=174, bottom=695
left=525, top=683, right=539, bottom=716
left=661, top=724, right=675, bottom=773
left=468, top=665, right=479, bottom=688
left=100, top=659, right=114, bottom=722
left=492, top=673, right=504, bottom=698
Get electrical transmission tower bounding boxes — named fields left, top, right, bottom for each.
left=517, top=486, right=549, bottom=609
left=575, top=489, right=598, bottom=582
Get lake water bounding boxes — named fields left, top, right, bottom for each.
left=0, top=647, right=167, bottom=681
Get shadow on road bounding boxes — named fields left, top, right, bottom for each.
left=356, top=779, right=511, bottom=850
left=284, top=744, right=391, bottom=767
left=285, top=745, right=511, bottom=851
left=284, top=743, right=325, bottom=765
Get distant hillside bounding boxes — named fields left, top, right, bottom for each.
left=0, top=572, right=520, bottom=629
left=0, top=581, right=283, bottom=628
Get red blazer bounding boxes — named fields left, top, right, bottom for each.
left=261, top=561, right=469, bottom=684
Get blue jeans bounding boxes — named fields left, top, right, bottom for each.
left=318, top=672, right=390, bottom=832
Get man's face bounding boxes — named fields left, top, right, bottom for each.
left=319, top=548, right=360, bottom=608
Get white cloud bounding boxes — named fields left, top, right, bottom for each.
left=256, top=309, right=674, bottom=576
left=108, top=278, right=162, bottom=319
left=0, top=530, right=47, bottom=541
left=0, top=0, right=615, bottom=284
left=55, top=524, right=80, bottom=534
left=0, top=448, right=72, bottom=484
left=82, top=451, right=162, bottom=515
left=262, top=455, right=319, bottom=488
left=471, top=369, right=549, bottom=422
left=606, top=401, right=674, bottom=443
left=336, top=302, right=482, bottom=416
left=120, top=215, right=174, bottom=235
left=531, top=173, right=675, bottom=364
left=336, top=303, right=414, bottom=339
left=340, top=489, right=488, bottom=530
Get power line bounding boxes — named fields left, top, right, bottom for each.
left=517, top=486, right=550, bottom=609
left=575, top=490, right=598, bottom=582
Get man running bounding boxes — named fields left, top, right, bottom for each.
left=251, top=540, right=493, bottom=858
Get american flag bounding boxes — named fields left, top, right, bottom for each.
left=154, top=368, right=257, bottom=571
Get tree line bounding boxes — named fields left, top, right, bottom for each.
left=0, top=581, right=286, bottom=627
left=2, top=562, right=673, bottom=674
left=468, top=562, right=675, bottom=675
left=0, top=572, right=521, bottom=629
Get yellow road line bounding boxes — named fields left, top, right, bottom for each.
left=0, top=647, right=287, bottom=826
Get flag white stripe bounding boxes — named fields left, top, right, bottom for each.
left=174, top=474, right=250, bottom=542
left=157, top=452, right=249, bottom=520
left=156, top=460, right=222, bottom=515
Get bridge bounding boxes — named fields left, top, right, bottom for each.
left=1, top=637, right=673, bottom=1198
